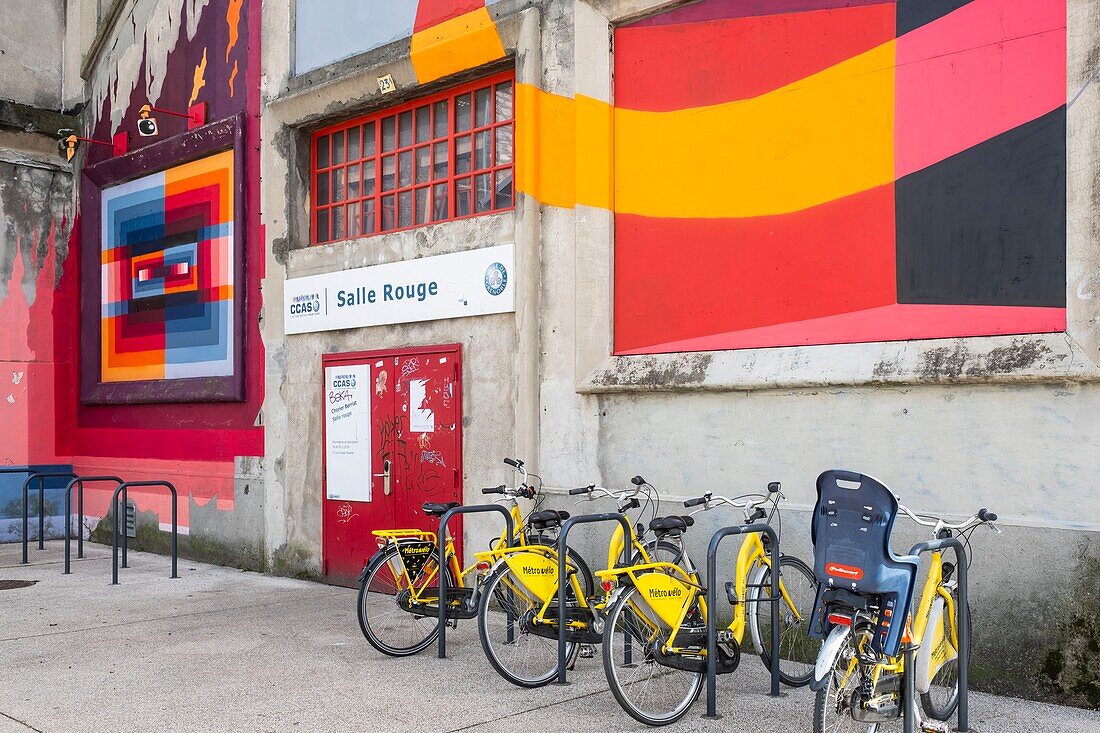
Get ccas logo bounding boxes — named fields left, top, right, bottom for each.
left=484, top=262, right=508, bottom=296
left=290, top=292, right=321, bottom=317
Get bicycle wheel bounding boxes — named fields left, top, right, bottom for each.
left=749, top=555, right=821, bottom=686
left=357, top=545, right=454, bottom=657
left=477, top=562, right=579, bottom=687
left=920, top=595, right=971, bottom=721
left=813, top=629, right=902, bottom=733
left=602, top=585, right=704, bottom=726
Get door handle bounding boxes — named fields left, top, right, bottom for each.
left=374, top=459, right=391, bottom=496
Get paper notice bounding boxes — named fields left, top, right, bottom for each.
left=409, top=378, right=434, bottom=433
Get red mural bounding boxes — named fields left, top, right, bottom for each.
left=613, top=0, right=1067, bottom=355
left=5, top=0, right=267, bottom=528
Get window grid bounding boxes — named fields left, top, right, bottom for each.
left=311, top=71, right=515, bottom=244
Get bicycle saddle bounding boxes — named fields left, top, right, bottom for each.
left=649, top=515, right=692, bottom=534
left=422, top=501, right=460, bottom=517
left=808, top=470, right=919, bottom=657
left=529, top=509, right=569, bottom=529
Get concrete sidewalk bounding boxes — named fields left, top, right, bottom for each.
left=0, top=543, right=1096, bottom=733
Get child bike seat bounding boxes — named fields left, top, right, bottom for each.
left=809, top=470, right=919, bottom=657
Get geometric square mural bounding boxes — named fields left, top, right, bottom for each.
left=100, top=150, right=235, bottom=382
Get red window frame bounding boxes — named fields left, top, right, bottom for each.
left=311, top=71, right=516, bottom=244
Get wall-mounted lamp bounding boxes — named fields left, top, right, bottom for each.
left=57, top=129, right=129, bottom=162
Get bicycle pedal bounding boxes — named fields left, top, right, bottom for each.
left=579, top=644, right=596, bottom=659
left=724, top=582, right=738, bottom=605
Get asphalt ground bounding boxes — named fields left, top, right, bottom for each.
left=1, top=542, right=1097, bottom=732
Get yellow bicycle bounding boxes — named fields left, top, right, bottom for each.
left=475, top=477, right=682, bottom=687
left=356, top=458, right=592, bottom=657
left=809, top=470, right=999, bottom=733
left=597, top=485, right=819, bottom=726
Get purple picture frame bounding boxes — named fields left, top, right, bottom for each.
left=80, top=113, right=247, bottom=404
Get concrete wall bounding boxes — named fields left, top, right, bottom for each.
left=260, top=0, right=1098, bottom=708
left=0, top=0, right=65, bottom=109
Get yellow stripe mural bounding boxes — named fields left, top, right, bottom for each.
left=515, top=40, right=896, bottom=219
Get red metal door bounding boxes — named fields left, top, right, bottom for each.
left=322, top=346, right=462, bottom=586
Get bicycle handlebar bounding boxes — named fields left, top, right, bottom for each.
left=503, top=457, right=522, bottom=468
left=482, top=485, right=507, bottom=495
left=898, top=503, right=1000, bottom=534
left=568, top=485, right=594, bottom=496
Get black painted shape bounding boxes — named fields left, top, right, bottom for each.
left=896, top=0, right=976, bottom=36
left=895, top=108, right=1066, bottom=308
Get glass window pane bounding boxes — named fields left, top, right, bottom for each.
left=416, top=105, right=431, bottom=143
left=316, top=172, right=330, bottom=206
left=381, top=195, right=395, bottom=231
left=382, top=155, right=395, bottom=191
left=348, top=201, right=361, bottom=238
left=332, top=130, right=345, bottom=164
left=455, top=177, right=472, bottom=217
left=474, top=130, right=491, bottom=170
left=416, top=146, right=430, bottom=183
left=332, top=204, right=345, bottom=239
left=398, top=190, right=413, bottom=228
left=475, top=87, right=492, bottom=127
left=474, top=173, right=492, bottom=213
left=456, top=135, right=471, bottom=174
left=415, top=186, right=429, bottom=225
left=398, top=151, right=412, bottom=188
left=333, top=167, right=346, bottom=202
left=316, top=208, right=329, bottom=242
left=363, top=121, right=376, bottom=157
left=495, top=169, right=513, bottom=209
left=382, top=116, right=396, bottom=151
left=316, top=135, right=330, bottom=168
left=433, top=141, right=449, bottom=179
left=494, top=124, right=513, bottom=165
left=363, top=160, right=376, bottom=196
left=455, top=93, right=471, bottom=132
left=495, top=81, right=513, bottom=122
left=433, top=100, right=449, bottom=138
left=347, top=163, right=361, bottom=200
left=347, top=126, right=361, bottom=161
left=399, top=110, right=413, bottom=148
left=433, top=183, right=448, bottom=221
left=363, top=199, right=376, bottom=234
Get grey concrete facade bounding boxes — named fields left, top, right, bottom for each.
left=260, top=0, right=1100, bottom=708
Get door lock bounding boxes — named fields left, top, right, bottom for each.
left=374, top=459, right=391, bottom=496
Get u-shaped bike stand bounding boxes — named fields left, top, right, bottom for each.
left=110, top=481, right=178, bottom=585
left=21, top=471, right=79, bottom=564
left=704, top=524, right=783, bottom=719
left=903, top=536, right=971, bottom=733
left=436, top=504, right=516, bottom=659
left=554, top=512, right=633, bottom=685
left=63, top=476, right=124, bottom=574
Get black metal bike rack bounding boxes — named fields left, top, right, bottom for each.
left=704, top=524, right=782, bottom=718
left=436, top=504, right=516, bottom=659
left=554, top=512, right=633, bottom=685
left=63, top=476, right=123, bottom=574
left=903, top=536, right=971, bottom=733
left=21, top=471, right=79, bottom=564
left=110, top=481, right=178, bottom=585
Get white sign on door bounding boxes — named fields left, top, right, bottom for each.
left=324, top=363, right=372, bottom=502
left=284, top=243, right=515, bottom=335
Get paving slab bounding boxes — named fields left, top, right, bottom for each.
left=0, top=542, right=1096, bottom=732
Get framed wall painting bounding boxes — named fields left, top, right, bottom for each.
left=80, top=114, right=246, bottom=404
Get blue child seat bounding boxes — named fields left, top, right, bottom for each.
left=809, top=470, right=920, bottom=657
